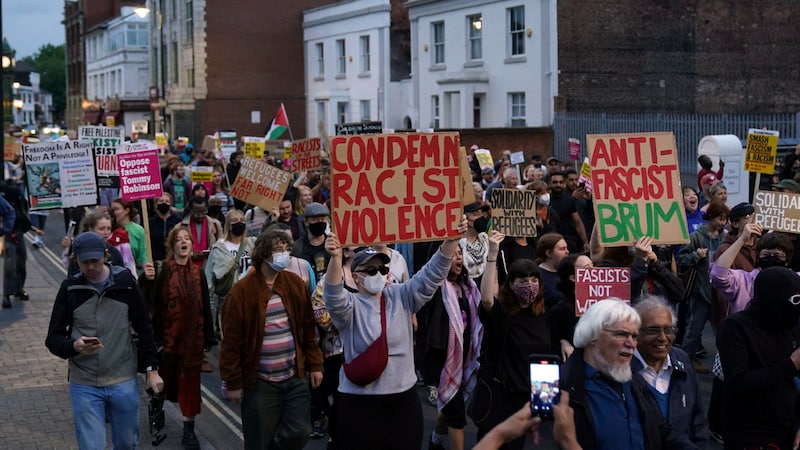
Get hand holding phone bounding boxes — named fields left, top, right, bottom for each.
left=530, top=355, right=561, bottom=419
left=84, top=337, right=100, bottom=346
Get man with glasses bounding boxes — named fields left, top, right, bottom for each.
left=632, top=296, right=709, bottom=447
left=178, top=195, right=223, bottom=268
left=560, top=298, right=699, bottom=449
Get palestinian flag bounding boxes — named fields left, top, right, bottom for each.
left=265, top=103, right=290, bottom=140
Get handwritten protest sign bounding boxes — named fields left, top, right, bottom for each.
left=243, top=136, right=265, bottom=159
left=489, top=188, right=537, bottom=237
left=474, top=149, right=493, bottom=171
left=230, top=156, right=292, bottom=212
left=79, top=126, right=124, bottom=188
left=744, top=129, right=779, bottom=174
left=290, top=138, right=322, bottom=172
left=118, top=141, right=162, bottom=202
left=217, top=130, right=237, bottom=161
left=588, top=132, right=687, bottom=246
left=331, top=132, right=463, bottom=247
left=22, top=140, right=98, bottom=210
left=575, top=267, right=631, bottom=316
left=753, top=190, right=800, bottom=233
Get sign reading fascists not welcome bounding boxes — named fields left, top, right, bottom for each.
left=489, top=188, right=537, bottom=237
left=754, top=190, right=800, bottom=234
left=575, top=267, right=631, bottom=316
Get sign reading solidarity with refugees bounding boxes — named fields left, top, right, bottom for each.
left=330, top=132, right=463, bottom=247
left=290, top=137, right=322, bottom=172
left=243, top=136, right=265, bottom=159
left=489, top=188, right=538, bottom=237
left=117, top=141, right=162, bottom=202
left=230, top=156, right=292, bottom=212
left=744, top=129, right=779, bottom=174
left=588, top=132, right=687, bottom=246
left=753, top=190, right=800, bottom=234
left=79, top=125, right=124, bottom=188
left=574, top=267, right=631, bottom=316
left=22, top=140, right=98, bottom=210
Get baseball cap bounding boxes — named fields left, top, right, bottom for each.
left=546, top=156, right=559, bottom=164
left=73, top=232, right=107, bottom=262
left=700, top=173, right=720, bottom=188
left=350, top=248, right=391, bottom=272
left=464, top=202, right=490, bottom=213
left=303, top=202, right=330, bottom=218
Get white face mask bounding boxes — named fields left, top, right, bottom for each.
left=538, top=193, right=551, bottom=206
left=268, top=251, right=290, bottom=271
left=361, top=273, right=386, bottom=295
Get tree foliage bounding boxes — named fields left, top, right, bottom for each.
left=21, top=44, right=66, bottom=123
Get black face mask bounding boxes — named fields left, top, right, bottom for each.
left=473, top=216, right=488, bottom=234
left=230, top=222, right=246, bottom=237
left=209, top=206, right=222, bottom=217
left=308, top=221, right=327, bottom=237
left=156, top=203, right=171, bottom=215
left=757, top=255, right=786, bottom=269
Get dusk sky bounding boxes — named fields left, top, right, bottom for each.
left=2, top=0, right=65, bottom=59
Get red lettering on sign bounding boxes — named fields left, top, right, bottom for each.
left=375, top=170, right=397, bottom=204
left=421, top=168, right=461, bottom=203
left=403, top=168, right=415, bottom=204
left=354, top=172, right=376, bottom=206
left=333, top=173, right=353, bottom=207
left=593, top=165, right=677, bottom=201
left=331, top=137, right=348, bottom=171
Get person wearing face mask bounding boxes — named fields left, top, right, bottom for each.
left=292, top=202, right=331, bottom=282
left=149, top=193, right=181, bottom=262
left=526, top=180, right=561, bottom=237
left=460, top=202, right=491, bottom=281
left=470, top=230, right=555, bottom=449
left=322, top=216, right=468, bottom=450
left=140, top=226, right=216, bottom=449
left=716, top=266, right=800, bottom=449
left=179, top=195, right=223, bottom=269
left=220, top=229, right=323, bottom=449
left=205, top=209, right=256, bottom=339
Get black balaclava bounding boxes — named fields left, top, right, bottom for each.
left=750, top=266, right=800, bottom=329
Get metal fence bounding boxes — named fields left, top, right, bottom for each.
left=553, top=112, right=800, bottom=174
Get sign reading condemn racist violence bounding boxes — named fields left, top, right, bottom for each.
left=588, top=132, right=688, bottom=246
left=754, top=190, right=800, bottom=234
left=744, top=129, right=779, bottom=174
left=79, top=125, right=124, bottom=188
left=574, top=267, right=631, bottom=316
left=489, top=188, right=537, bottom=237
left=331, top=132, right=463, bottom=247
left=290, top=137, right=322, bottom=172
left=230, top=156, right=292, bottom=212
left=118, top=141, right=162, bottom=202
left=22, top=139, right=99, bottom=210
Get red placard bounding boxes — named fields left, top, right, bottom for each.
left=574, top=267, right=631, bottom=316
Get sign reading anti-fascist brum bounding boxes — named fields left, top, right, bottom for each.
left=230, top=157, right=292, bottom=212
left=331, top=132, right=463, bottom=247
left=489, top=188, right=538, bottom=237
left=754, top=190, right=800, bottom=234
left=575, top=267, right=631, bottom=316
left=588, top=132, right=688, bottom=246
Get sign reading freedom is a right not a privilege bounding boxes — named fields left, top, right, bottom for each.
left=588, top=132, right=688, bottom=246
left=331, top=132, right=464, bottom=247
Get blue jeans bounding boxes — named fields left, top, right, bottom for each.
left=70, top=377, right=140, bottom=450
left=682, top=296, right=711, bottom=356
left=241, top=376, right=311, bottom=450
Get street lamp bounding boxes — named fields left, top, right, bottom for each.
left=1, top=38, right=16, bottom=169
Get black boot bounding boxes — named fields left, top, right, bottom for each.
left=17, top=290, right=29, bottom=301
left=2, top=295, right=11, bottom=309
left=181, top=420, right=200, bottom=450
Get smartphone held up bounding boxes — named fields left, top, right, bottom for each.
left=529, top=355, right=560, bottom=419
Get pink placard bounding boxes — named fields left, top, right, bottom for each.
left=568, top=138, right=581, bottom=160
left=574, top=267, right=631, bottom=316
left=118, top=149, right=163, bottom=201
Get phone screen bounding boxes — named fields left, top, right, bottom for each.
left=84, top=337, right=100, bottom=345
left=530, top=358, right=560, bottom=418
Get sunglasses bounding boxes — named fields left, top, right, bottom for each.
left=356, top=266, right=390, bottom=276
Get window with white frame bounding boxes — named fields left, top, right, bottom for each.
left=336, top=39, right=346, bottom=75
left=316, top=43, right=324, bottom=76
left=432, top=22, right=445, bottom=64
left=468, top=14, right=482, bottom=61
left=508, top=6, right=525, bottom=56
left=359, top=35, right=370, bottom=73
left=185, top=0, right=193, bottom=43
left=360, top=100, right=370, bottom=121
left=126, top=23, right=148, bottom=47
left=509, top=92, right=526, bottom=127
left=431, top=95, right=440, bottom=128
left=337, top=102, right=349, bottom=124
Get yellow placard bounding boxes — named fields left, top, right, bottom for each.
left=155, top=133, right=168, bottom=148
left=190, top=166, right=213, bottom=183
left=243, top=136, right=265, bottom=159
left=744, top=129, right=779, bottom=174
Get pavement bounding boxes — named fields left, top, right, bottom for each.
left=0, top=209, right=724, bottom=449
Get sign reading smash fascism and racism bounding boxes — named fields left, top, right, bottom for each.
left=754, top=190, right=800, bottom=234
left=588, top=132, right=688, bottom=246
left=490, top=188, right=537, bottom=237
left=331, top=132, right=463, bottom=247
left=744, top=129, right=779, bottom=174
left=574, top=267, right=631, bottom=316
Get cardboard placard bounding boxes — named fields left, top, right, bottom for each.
left=118, top=142, right=162, bottom=202
left=201, top=135, right=217, bottom=153
left=230, top=156, right=292, bottom=212
left=588, top=132, right=687, bottom=246
left=330, top=132, right=463, bottom=247
left=753, top=190, right=800, bottom=233
left=474, top=149, right=494, bottom=171
left=22, top=140, right=99, bottom=210
left=290, top=137, right=322, bottom=172
left=744, top=129, right=779, bottom=174
left=243, top=136, right=265, bottom=159
left=489, top=188, right=537, bottom=237
left=459, top=147, right=476, bottom=205
left=575, top=267, right=631, bottom=316
left=79, top=126, right=124, bottom=188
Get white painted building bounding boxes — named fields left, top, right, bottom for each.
left=303, top=0, right=394, bottom=137
left=84, top=6, right=151, bottom=136
left=406, top=0, right=558, bottom=129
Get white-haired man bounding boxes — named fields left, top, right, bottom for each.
left=559, top=299, right=699, bottom=449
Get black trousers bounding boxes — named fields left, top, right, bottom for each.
left=337, top=387, right=422, bottom=450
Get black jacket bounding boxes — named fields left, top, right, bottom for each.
left=560, top=348, right=699, bottom=450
